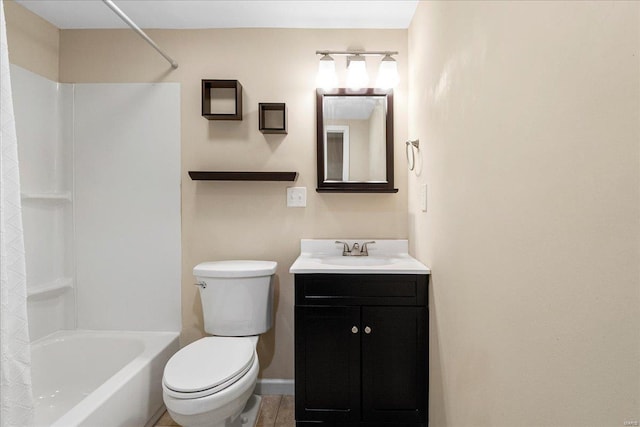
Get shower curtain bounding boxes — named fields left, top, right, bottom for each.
left=0, top=0, right=34, bottom=425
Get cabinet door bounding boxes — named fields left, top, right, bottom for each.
left=361, top=306, right=427, bottom=423
left=295, top=306, right=361, bottom=422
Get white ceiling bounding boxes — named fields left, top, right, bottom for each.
left=15, top=0, right=419, bottom=30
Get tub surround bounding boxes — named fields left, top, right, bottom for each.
left=10, top=64, right=182, bottom=427
left=11, top=64, right=182, bottom=338
left=290, top=239, right=430, bottom=274
left=73, top=82, right=181, bottom=332
left=10, top=64, right=74, bottom=340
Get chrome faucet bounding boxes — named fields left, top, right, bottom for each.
left=335, top=240, right=351, bottom=256
left=360, top=241, right=375, bottom=256
left=335, top=240, right=376, bottom=256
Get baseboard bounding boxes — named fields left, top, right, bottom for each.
left=255, top=378, right=294, bottom=395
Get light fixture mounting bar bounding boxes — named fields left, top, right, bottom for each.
left=316, top=50, right=398, bottom=57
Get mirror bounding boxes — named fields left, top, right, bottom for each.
left=316, top=88, right=397, bottom=192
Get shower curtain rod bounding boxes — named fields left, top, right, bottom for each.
left=101, top=0, right=178, bottom=69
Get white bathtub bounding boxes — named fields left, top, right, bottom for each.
left=31, top=330, right=179, bottom=427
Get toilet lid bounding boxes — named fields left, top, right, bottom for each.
left=193, top=260, right=277, bottom=278
left=163, top=337, right=255, bottom=396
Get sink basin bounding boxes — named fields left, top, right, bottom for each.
left=315, top=256, right=399, bottom=267
left=289, top=239, right=430, bottom=274
left=294, top=253, right=428, bottom=274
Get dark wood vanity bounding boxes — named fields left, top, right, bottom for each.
left=294, top=273, right=429, bottom=427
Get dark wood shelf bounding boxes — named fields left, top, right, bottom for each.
left=202, top=80, right=243, bottom=120
left=189, top=171, right=298, bottom=181
left=259, top=103, right=287, bottom=134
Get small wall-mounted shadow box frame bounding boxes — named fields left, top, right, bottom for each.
left=202, top=80, right=243, bottom=120
left=258, top=103, right=287, bottom=134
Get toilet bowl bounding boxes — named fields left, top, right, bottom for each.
left=163, top=337, right=260, bottom=427
left=162, top=260, right=277, bottom=427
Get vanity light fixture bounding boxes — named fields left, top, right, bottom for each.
left=346, top=55, right=369, bottom=90
left=316, top=53, right=338, bottom=90
left=316, top=50, right=399, bottom=90
left=375, top=54, right=399, bottom=90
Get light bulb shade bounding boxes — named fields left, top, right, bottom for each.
left=346, top=56, right=369, bottom=90
left=376, top=55, right=399, bottom=89
left=316, top=54, right=337, bottom=90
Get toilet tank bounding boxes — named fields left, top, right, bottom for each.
left=193, top=260, right=277, bottom=336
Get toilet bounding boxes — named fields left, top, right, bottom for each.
left=162, top=260, right=277, bottom=427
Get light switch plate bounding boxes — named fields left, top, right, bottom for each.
left=287, top=187, right=307, bottom=208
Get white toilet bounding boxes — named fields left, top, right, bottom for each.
left=162, top=260, right=277, bottom=427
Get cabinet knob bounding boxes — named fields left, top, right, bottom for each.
left=351, top=326, right=359, bottom=334
left=364, top=326, right=372, bottom=334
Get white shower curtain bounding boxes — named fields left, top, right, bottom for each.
left=0, top=0, right=34, bottom=425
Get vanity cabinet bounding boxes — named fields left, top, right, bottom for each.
left=294, top=274, right=429, bottom=427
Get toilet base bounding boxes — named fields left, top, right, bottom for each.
left=234, top=394, right=261, bottom=427
left=169, top=394, right=261, bottom=427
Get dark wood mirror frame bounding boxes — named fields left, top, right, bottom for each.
left=316, top=88, right=397, bottom=193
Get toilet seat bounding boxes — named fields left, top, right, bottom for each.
left=163, top=337, right=255, bottom=399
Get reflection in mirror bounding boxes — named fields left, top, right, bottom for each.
left=324, top=97, right=386, bottom=182
left=325, top=125, right=349, bottom=181
left=316, top=89, right=396, bottom=193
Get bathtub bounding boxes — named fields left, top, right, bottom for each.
left=31, top=330, right=179, bottom=427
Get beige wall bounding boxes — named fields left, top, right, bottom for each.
left=408, top=1, right=640, bottom=426
left=3, top=0, right=58, bottom=81
left=58, top=28, right=408, bottom=379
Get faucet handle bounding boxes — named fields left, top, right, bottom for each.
left=360, top=241, right=376, bottom=256
left=335, top=240, right=351, bottom=256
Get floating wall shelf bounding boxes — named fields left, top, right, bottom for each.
left=259, top=103, right=287, bottom=134
left=202, top=79, right=243, bottom=120
left=189, top=171, right=298, bottom=181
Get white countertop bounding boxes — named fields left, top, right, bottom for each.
left=289, top=239, right=430, bottom=275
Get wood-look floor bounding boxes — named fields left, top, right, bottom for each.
left=154, top=395, right=294, bottom=427
left=255, top=395, right=294, bottom=427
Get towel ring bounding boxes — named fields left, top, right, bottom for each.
left=406, top=139, right=420, bottom=171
